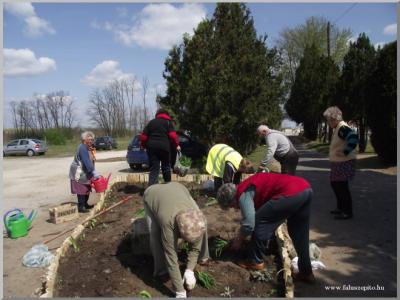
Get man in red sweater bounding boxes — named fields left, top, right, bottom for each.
left=217, top=172, right=315, bottom=283
left=140, top=109, right=181, bottom=186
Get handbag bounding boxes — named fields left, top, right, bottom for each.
left=173, top=151, right=190, bottom=177
left=72, top=153, right=88, bottom=183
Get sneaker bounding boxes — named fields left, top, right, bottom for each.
left=334, top=212, right=353, bottom=220
left=292, top=272, right=316, bottom=284
left=237, top=261, right=265, bottom=271
left=330, top=209, right=342, bottom=215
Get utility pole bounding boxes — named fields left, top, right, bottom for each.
left=327, top=21, right=331, bottom=57
left=326, top=21, right=333, bottom=143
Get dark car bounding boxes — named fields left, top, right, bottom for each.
left=94, top=136, right=118, bottom=150
left=126, top=132, right=208, bottom=170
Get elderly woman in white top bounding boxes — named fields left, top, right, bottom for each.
left=257, top=125, right=299, bottom=175
left=323, top=106, right=358, bottom=220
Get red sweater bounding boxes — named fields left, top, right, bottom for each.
left=235, top=173, right=311, bottom=210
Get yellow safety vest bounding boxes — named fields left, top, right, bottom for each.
left=205, top=144, right=243, bottom=178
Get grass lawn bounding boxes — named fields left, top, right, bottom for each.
left=45, top=136, right=133, bottom=158
left=247, top=145, right=265, bottom=167
left=306, top=139, right=375, bottom=156
left=305, top=138, right=396, bottom=174
left=246, top=144, right=281, bottom=172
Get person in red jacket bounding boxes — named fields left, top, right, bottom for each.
left=217, top=172, right=315, bottom=283
left=140, top=109, right=181, bottom=186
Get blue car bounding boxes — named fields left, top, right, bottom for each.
left=126, top=133, right=208, bottom=170
left=126, top=135, right=149, bottom=170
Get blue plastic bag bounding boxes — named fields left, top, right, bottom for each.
left=22, top=244, right=54, bottom=268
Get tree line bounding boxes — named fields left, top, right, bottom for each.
left=7, top=3, right=396, bottom=163
left=87, top=77, right=151, bottom=137
left=285, top=34, right=396, bottom=163
left=8, top=77, right=152, bottom=142
left=9, top=91, right=75, bottom=140
left=159, top=3, right=395, bottom=162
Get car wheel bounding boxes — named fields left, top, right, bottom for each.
left=129, top=164, right=136, bottom=170
left=39, top=152, right=45, bottom=155
left=3, top=151, right=6, bottom=157
left=27, top=149, right=35, bottom=157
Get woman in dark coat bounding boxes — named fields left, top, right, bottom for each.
left=140, top=109, right=181, bottom=186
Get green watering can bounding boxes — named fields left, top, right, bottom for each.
left=4, top=208, right=37, bottom=239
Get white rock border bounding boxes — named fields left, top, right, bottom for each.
left=39, top=173, right=294, bottom=298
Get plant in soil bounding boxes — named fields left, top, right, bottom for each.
left=137, top=290, right=152, bottom=298
left=195, top=271, right=216, bottom=289
left=250, top=270, right=274, bottom=282
left=220, top=286, right=235, bottom=297
left=69, top=237, right=80, bottom=253
left=133, top=208, right=145, bottom=218
left=205, top=197, right=218, bottom=207
left=54, top=182, right=284, bottom=297
left=213, top=237, right=229, bottom=258
left=89, top=218, right=97, bottom=229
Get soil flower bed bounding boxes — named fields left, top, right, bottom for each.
left=54, top=182, right=284, bottom=297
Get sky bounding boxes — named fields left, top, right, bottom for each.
left=3, top=2, right=397, bottom=129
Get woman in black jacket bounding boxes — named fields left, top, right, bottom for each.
left=140, top=109, right=181, bottom=185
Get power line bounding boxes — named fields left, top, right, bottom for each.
left=333, top=3, right=357, bottom=24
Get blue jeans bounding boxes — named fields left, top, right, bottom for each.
left=249, top=188, right=313, bottom=275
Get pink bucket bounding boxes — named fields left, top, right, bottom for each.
left=91, top=173, right=111, bottom=193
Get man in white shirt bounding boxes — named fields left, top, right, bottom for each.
left=257, top=125, right=299, bottom=175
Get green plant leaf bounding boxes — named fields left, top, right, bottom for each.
left=137, top=290, right=152, bottom=298
left=133, top=208, right=145, bottom=218
left=69, top=237, right=80, bottom=253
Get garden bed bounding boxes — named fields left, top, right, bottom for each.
left=53, top=181, right=285, bottom=297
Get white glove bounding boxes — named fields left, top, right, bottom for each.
left=183, top=269, right=196, bottom=290
left=175, top=290, right=187, bottom=298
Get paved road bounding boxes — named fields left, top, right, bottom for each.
left=293, top=142, right=397, bottom=297
left=3, top=150, right=139, bottom=297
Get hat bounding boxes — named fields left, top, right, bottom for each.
left=175, top=209, right=206, bottom=243
left=217, top=183, right=237, bottom=208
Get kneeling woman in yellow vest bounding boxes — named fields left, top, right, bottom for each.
left=206, top=144, right=254, bottom=192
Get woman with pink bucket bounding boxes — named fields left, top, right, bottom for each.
left=69, top=131, right=103, bottom=213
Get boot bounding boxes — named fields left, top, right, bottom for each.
left=84, top=195, right=94, bottom=209
left=78, top=195, right=90, bottom=213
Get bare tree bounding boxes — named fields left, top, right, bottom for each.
left=88, top=78, right=150, bottom=136
left=8, top=91, right=76, bottom=138
left=142, top=77, right=149, bottom=128
left=9, top=101, right=19, bottom=131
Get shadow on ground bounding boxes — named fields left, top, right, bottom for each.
left=289, top=140, right=397, bottom=297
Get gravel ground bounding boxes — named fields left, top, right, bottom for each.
left=3, top=150, right=136, bottom=297
left=294, top=143, right=397, bottom=297
left=2, top=144, right=397, bottom=297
